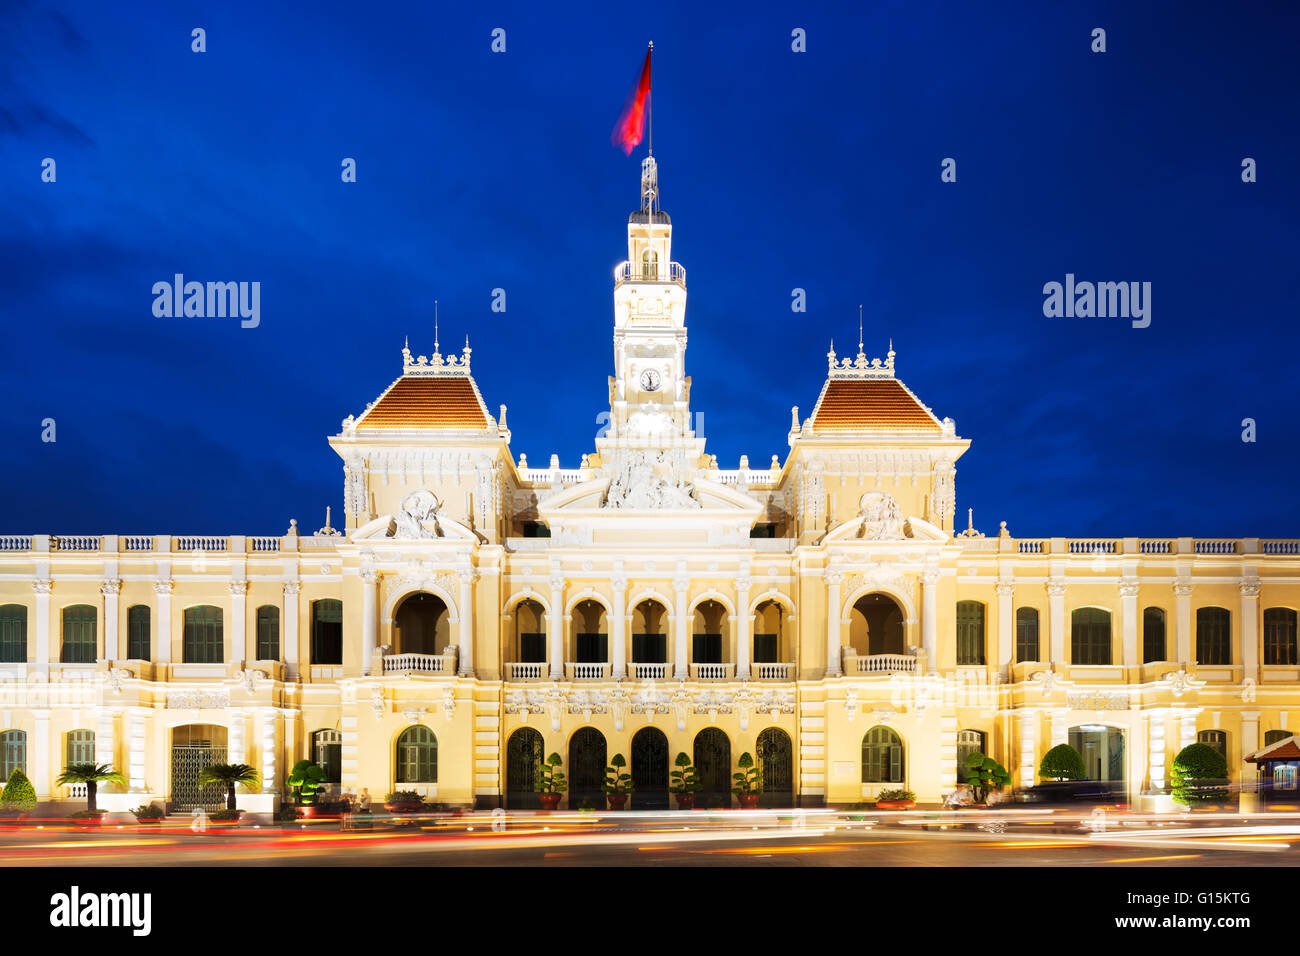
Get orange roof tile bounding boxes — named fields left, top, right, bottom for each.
left=1247, top=737, right=1300, bottom=762
left=811, top=380, right=942, bottom=433
left=355, top=376, right=489, bottom=430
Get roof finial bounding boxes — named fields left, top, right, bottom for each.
left=858, top=304, right=864, bottom=355
left=434, top=299, right=440, bottom=354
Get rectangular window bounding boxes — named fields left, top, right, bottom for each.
left=631, top=633, right=665, bottom=663
left=312, top=600, right=343, bottom=665
left=183, top=607, right=224, bottom=664
left=693, top=634, right=722, bottom=664
left=1071, top=609, right=1112, bottom=666
left=0, top=606, right=27, bottom=664
left=1142, top=608, right=1166, bottom=663
left=750, top=524, right=777, bottom=539
left=521, top=522, right=551, bottom=538
left=753, top=633, right=779, bottom=663
left=956, top=602, right=985, bottom=665
left=61, top=606, right=97, bottom=664
left=575, top=633, right=607, bottom=664
left=127, top=605, right=151, bottom=660
left=519, top=632, right=546, bottom=663
left=1264, top=609, right=1298, bottom=666
left=1196, top=608, right=1231, bottom=666
left=1014, top=609, right=1039, bottom=663
left=256, top=606, right=280, bottom=661
left=66, top=730, right=95, bottom=766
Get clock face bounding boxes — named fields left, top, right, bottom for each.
left=640, top=369, right=662, bottom=392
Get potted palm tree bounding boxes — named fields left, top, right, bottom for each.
left=732, top=751, right=763, bottom=809
left=602, top=753, right=634, bottom=810
left=57, top=763, right=126, bottom=826
left=536, top=752, right=567, bottom=810
left=669, top=752, right=702, bottom=809
left=198, top=763, right=260, bottom=821
left=286, top=759, right=327, bottom=818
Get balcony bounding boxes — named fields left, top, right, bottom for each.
left=689, top=663, right=734, bottom=681
left=565, top=662, right=611, bottom=681
left=381, top=652, right=456, bottom=676
left=843, top=653, right=918, bottom=676
left=751, top=662, right=795, bottom=680
left=630, top=662, right=669, bottom=680
left=614, top=260, right=686, bottom=289
left=505, top=662, right=548, bottom=681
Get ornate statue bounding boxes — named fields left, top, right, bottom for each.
left=388, top=490, right=444, bottom=539
left=858, top=491, right=905, bottom=540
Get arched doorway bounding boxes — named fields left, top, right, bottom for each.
left=850, top=593, right=905, bottom=657
left=513, top=599, right=547, bottom=664
left=393, top=593, right=450, bottom=655
left=631, top=600, right=669, bottom=668
left=692, top=601, right=728, bottom=666
left=506, top=728, right=544, bottom=809
left=170, top=724, right=228, bottom=810
left=569, top=727, right=607, bottom=810
left=694, top=727, right=731, bottom=808
left=570, top=600, right=609, bottom=669
left=757, top=727, right=794, bottom=808
left=631, top=727, right=669, bottom=809
left=1069, top=724, right=1125, bottom=785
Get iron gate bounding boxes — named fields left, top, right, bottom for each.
left=694, top=728, right=731, bottom=808
left=568, top=727, right=607, bottom=810
left=170, top=745, right=227, bottom=810
left=631, top=727, right=669, bottom=809
left=506, top=728, right=544, bottom=809
left=757, top=727, right=793, bottom=808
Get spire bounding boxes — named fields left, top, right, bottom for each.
left=641, top=155, right=659, bottom=213
left=434, top=299, right=440, bottom=355
left=858, top=304, right=864, bottom=355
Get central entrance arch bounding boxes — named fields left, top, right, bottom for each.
left=393, top=593, right=450, bottom=655
left=569, top=727, right=607, bottom=810
left=506, top=727, right=544, bottom=809
left=694, top=728, right=732, bottom=808
left=170, top=724, right=228, bottom=810
left=757, top=727, right=794, bottom=808
left=849, top=593, right=905, bottom=656
left=1069, top=724, right=1125, bottom=786
left=631, top=727, right=669, bottom=809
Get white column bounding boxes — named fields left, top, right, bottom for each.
left=282, top=582, right=300, bottom=677
left=96, top=709, right=115, bottom=769
left=154, top=579, right=173, bottom=664
left=1178, top=711, right=1198, bottom=752
left=341, top=715, right=359, bottom=789
left=735, top=578, right=752, bottom=679
left=995, top=579, right=1014, bottom=671
left=1147, top=711, right=1167, bottom=790
left=361, top=571, right=378, bottom=676
left=458, top=570, right=475, bottom=677
left=1120, top=578, right=1139, bottom=667
left=1047, top=579, right=1067, bottom=663
left=611, top=570, right=627, bottom=680
left=826, top=571, right=843, bottom=676
left=1240, top=711, right=1260, bottom=789
left=33, top=580, right=51, bottom=666
left=921, top=569, right=939, bottom=671
left=939, top=715, right=958, bottom=787
left=229, top=710, right=246, bottom=765
left=229, top=580, right=248, bottom=666
left=1019, top=711, right=1038, bottom=788
left=128, top=710, right=147, bottom=791
left=259, top=708, right=279, bottom=794
left=548, top=576, right=564, bottom=681
left=33, top=711, right=51, bottom=797
left=100, top=579, right=121, bottom=661
left=1241, top=578, right=1260, bottom=682
left=1174, top=581, right=1193, bottom=664
left=673, top=577, right=689, bottom=679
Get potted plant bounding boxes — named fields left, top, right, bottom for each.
left=1038, top=744, right=1086, bottom=781
left=962, top=752, right=1012, bottom=805
left=70, top=808, right=109, bottom=826
left=56, top=762, right=126, bottom=815
left=602, top=753, right=634, bottom=810
left=732, top=751, right=763, bottom=809
left=198, top=763, right=260, bottom=812
left=131, top=804, right=165, bottom=828
left=209, top=809, right=245, bottom=823
left=0, top=768, right=37, bottom=821
left=1171, top=743, right=1229, bottom=807
left=536, top=752, right=567, bottom=810
left=669, top=752, right=702, bottom=809
left=384, top=790, right=425, bottom=813
left=875, top=788, right=916, bottom=810
left=286, top=759, right=327, bottom=817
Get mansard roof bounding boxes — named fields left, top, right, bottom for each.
left=353, top=343, right=492, bottom=432
left=808, top=344, right=944, bottom=435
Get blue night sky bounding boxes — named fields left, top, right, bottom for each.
left=2, top=0, right=1297, bottom=537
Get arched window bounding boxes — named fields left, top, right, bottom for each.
left=1198, top=729, right=1227, bottom=759
left=515, top=599, right=547, bottom=663
left=182, top=605, right=223, bottom=663
left=955, top=601, right=985, bottom=665
left=1196, top=607, right=1231, bottom=666
left=956, top=729, right=986, bottom=772
left=395, top=726, right=437, bottom=783
left=126, top=605, right=151, bottom=660
left=312, top=599, right=343, bottom=665
left=861, top=726, right=904, bottom=783
left=631, top=600, right=668, bottom=664
left=640, top=247, right=658, bottom=280
left=692, top=600, right=727, bottom=664
left=0, top=605, right=27, bottom=664
left=1142, top=607, right=1167, bottom=663
left=572, top=600, right=608, bottom=664
left=66, top=729, right=95, bottom=766
left=1265, top=730, right=1293, bottom=746
left=256, top=605, right=280, bottom=661
left=1015, top=608, right=1039, bottom=662
left=753, top=600, right=784, bottom=664
left=312, top=729, right=342, bottom=783
left=1071, top=608, right=1112, bottom=665
left=0, top=730, right=26, bottom=778
left=1264, top=608, right=1298, bottom=666
left=61, top=605, right=97, bottom=663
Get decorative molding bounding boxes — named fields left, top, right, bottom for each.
left=1045, top=579, right=1068, bottom=598
left=1240, top=578, right=1262, bottom=598
left=166, top=691, right=229, bottom=710
left=229, top=580, right=249, bottom=596
left=99, top=579, right=122, bottom=596
left=1118, top=578, right=1140, bottom=598
left=1173, top=581, right=1194, bottom=598
left=1067, top=692, right=1130, bottom=711
left=1241, top=678, right=1257, bottom=704
left=32, top=579, right=53, bottom=595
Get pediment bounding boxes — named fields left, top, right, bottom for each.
left=352, top=489, right=482, bottom=543
left=536, top=475, right=762, bottom=519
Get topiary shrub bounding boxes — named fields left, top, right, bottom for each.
left=1171, top=743, right=1228, bottom=806
left=1039, top=744, right=1086, bottom=781
left=963, top=752, right=1012, bottom=802
left=0, top=769, right=37, bottom=813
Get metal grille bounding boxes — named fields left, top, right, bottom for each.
left=568, top=727, right=607, bottom=809
left=756, top=727, right=793, bottom=808
left=631, top=727, right=669, bottom=809
left=693, top=728, right=731, bottom=806
left=506, top=728, right=543, bottom=809
left=171, top=743, right=227, bottom=810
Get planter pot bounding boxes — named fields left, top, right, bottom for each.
left=607, top=794, right=628, bottom=811
left=74, top=813, right=109, bottom=827
left=384, top=802, right=424, bottom=814
left=673, top=793, right=696, bottom=810
left=875, top=800, right=915, bottom=810
left=538, top=793, right=562, bottom=811
left=737, top=794, right=761, bottom=810
left=297, top=805, right=320, bottom=819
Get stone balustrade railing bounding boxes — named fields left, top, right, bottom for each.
left=844, top=653, right=917, bottom=675
left=505, top=662, right=546, bottom=681
left=381, top=653, right=453, bottom=675
left=962, top=537, right=1298, bottom=556
left=752, top=662, right=795, bottom=680
left=631, top=662, right=669, bottom=679
left=566, top=662, right=611, bottom=681
left=689, top=662, right=734, bottom=681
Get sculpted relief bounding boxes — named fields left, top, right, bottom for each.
left=602, top=449, right=700, bottom=510
left=858, top=491, right=905, bottom=540
left=387, top=490, right=446, bottom=539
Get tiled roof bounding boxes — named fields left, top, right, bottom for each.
left=1246, top=736, right=1300, bottom=762
left=355, top=376, right=490, bottom=431
left=810, top=379, right=942, bottom=433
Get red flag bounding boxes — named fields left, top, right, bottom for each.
left=611, top=46, right=651, bottom=155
